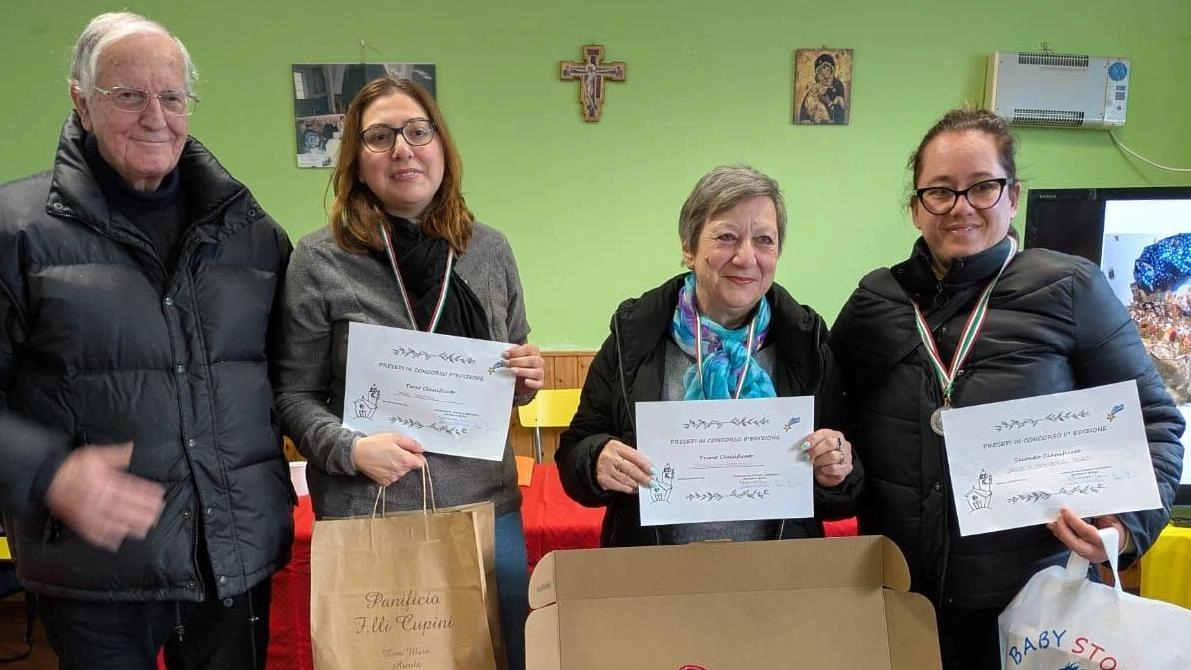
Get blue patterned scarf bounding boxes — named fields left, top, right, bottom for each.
left=669, top=273, right=775, bottom=400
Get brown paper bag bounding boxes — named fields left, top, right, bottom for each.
left=310, top=502, right=498, bottom=670
left=436, top=501, right=505, bottom=670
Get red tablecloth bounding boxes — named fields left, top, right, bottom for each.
left=825, top=517, right=857, bottom=536
left=268, top=495, right=315, bottom=670
left=263, top=465, right=856, bottom=668
left=521, top=464, right=605, bottom=571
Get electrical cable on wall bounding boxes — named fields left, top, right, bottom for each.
left=1109, top=131, right=1191, bottom=172
left=359, top=39, right=380, bottom=63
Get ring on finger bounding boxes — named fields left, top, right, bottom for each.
left=835, top=437, right=843, bottom=452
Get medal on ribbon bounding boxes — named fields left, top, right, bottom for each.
left=379, top=222, right=453, bottom=333
left=912, top=236, right=1017, bottom=436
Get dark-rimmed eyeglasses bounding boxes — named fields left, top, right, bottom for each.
left=360, top=119, right=436, bottom=153
left=94, top=86, right=198, bottom=116
left=914, top=177, right=1013, bottom=215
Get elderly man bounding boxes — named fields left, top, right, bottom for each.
left=0, top=12, right=292, bottom=669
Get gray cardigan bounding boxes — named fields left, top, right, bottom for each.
left=274, top=222, right=528, bottom=518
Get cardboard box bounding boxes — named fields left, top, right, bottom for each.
left=526, top=536, right=941, bottom=669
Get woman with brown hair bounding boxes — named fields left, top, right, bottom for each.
left=274, top=76, right=541, bottom=669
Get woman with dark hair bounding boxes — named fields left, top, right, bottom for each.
left=829, top=108, right=1184, bottom=670
left=273, top=76, right=541, bottom=670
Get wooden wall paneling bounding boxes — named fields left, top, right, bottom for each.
left=509, top=351, right=596, bottom=462
left=575, top=355, right=592, bottom=391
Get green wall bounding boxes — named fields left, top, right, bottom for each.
left=3, top=1, right=1189, bottom=348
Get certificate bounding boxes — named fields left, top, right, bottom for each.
left=942, top=381, right=1162, bottom=536
left=342, top=322, right=515, bottom=461
left=635, top=396, right=814, bottom=526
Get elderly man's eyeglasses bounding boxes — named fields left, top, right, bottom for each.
left=914, top=178, right=1012, bottom=216
left=94, top=86, right=198, bottom=116
left=360, top=120, right=436, bottom=153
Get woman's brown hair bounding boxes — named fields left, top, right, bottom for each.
left=328, top=76, right=473, bottom=254
left=907, top=108, right=1019, bottom=192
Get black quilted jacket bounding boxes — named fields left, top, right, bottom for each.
left=0, top=114, right=294, bottom=601
left=830, top=236, right=1184, bottom=609
left=557, top=274, right=863, bottom=547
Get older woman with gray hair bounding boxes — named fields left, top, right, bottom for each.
left=557, top=165, right=861, bottom=546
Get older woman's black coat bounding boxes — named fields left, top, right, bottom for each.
left=557, top=274, right=863, bottom=547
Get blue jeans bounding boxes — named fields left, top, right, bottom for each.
left=495, top=511, right=529, bottom=670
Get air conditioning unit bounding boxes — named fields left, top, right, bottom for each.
left=985, top=51, right=1130, bottom=129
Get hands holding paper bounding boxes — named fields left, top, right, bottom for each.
left=503, top=343, right=545, bottom=399
left=1048, top=508, right=1133, bottom=563
left=596, top=440, right=653, bottom=494
left=596, top=427, right=854, bottom=495
left=351, top=433, right=426, bottom=487
left=799, top=428, right=854, bottom=488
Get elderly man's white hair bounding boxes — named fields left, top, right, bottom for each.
left=69, top=12, right=198, bottom=94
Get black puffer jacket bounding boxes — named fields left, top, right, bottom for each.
left=830, top=237, right=1184, bottom=609
left=557, top=274, right=862, bottom=547
left=0, top=114, right=295, bottom=601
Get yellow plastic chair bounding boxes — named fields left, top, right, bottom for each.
left=517, top=388, right=582, bottom=462
left=0, top=536, right=35, bottom=662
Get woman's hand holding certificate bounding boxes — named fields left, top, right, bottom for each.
left=343, top=323, right=517, bottom=461
left=941, top=381, right=1162, bottom=537
left=351, top=432, right=427, bottom=486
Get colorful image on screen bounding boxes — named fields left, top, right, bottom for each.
left=1102, top=199, right=1191, bottom=485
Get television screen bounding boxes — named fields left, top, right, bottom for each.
left=1026, top=186, right=1191, bottom=501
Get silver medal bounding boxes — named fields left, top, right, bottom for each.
left=913, top=237, right=1017, bottom=440
left=930, top=406, right=947, bottom=436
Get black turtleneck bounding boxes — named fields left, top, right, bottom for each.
left=82, top=134, right=186, bottom=275
left=893, top=236, right=1014, bottom=309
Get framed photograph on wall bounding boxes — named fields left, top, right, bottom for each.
left=792, top=48, right=852, bottom=125
left=291, top=63, right=436, bottom=168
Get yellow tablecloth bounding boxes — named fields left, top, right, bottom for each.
left=1141, top=523, right=1191, bottom=609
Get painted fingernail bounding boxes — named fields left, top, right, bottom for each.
left=650, top=466, right=658, bottom=475
left=800, top=442, right=811, bottom=452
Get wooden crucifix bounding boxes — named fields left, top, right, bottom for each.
left=560, top=45, right=626, bottom=122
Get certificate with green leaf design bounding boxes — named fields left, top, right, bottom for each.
left=342, top=322, right=515, bottom=461
left=941, top=381, right=1162, bottom=536
left=635, top=396, right=814, bottom=526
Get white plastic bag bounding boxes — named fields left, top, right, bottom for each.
left=998, top=528, right=1191, bottom=670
